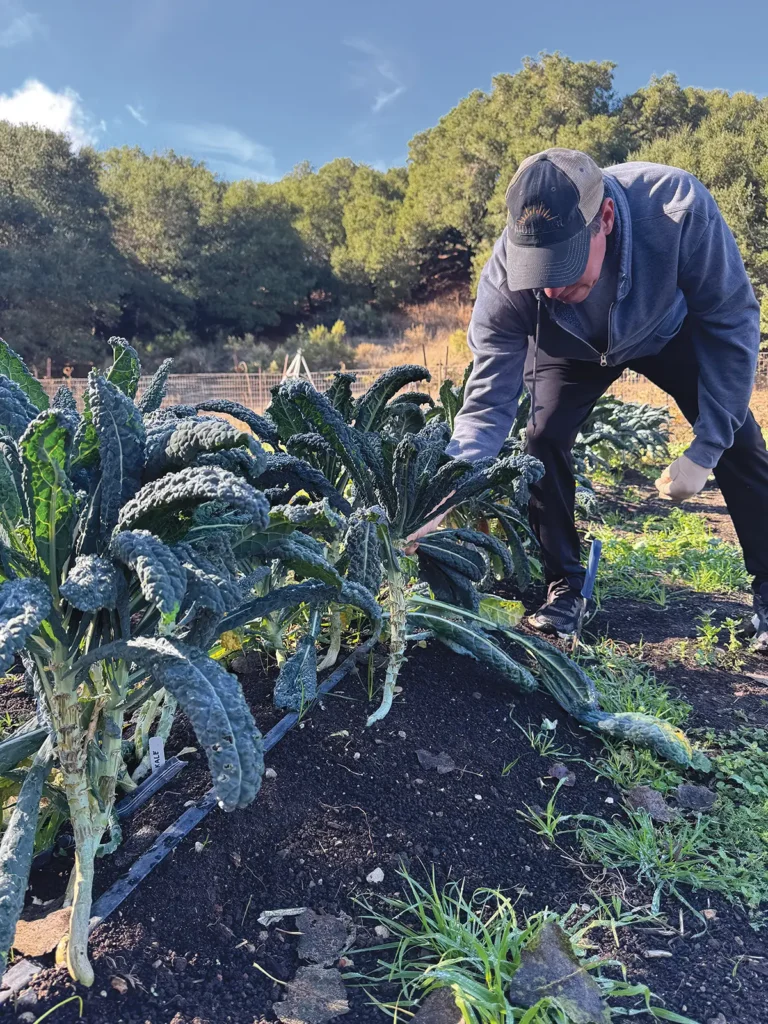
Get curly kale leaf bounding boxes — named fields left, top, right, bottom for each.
left=0, top=436, right=24, bottom=526
left=89, top=373, right=146, bottom=537
left=220, top=580, right=338, bottom=633
left=0, top=339, right=49, bottom=412
left=0, top=740, right=52, bottom=969
left=258, top=453, right=351, bottom=514
left=353, top=365, right=431, bottom=432
left=117, top=466, right=270, bottom=537
left=60, top=555, right=119, bottom=612
left=195, top=445, right=268, bottom=486
left=51, top=385, right=79, bottom=417
left=72, top=637, right=263, bottom=809
left=19, top=410, right=77, bottom=576
left=0, top=578, right=52, bottom=674
left=324, top=371, right=357, bottom=422
left=194, top=399, right=280, bottom=446
left=274, top=380, right=378, bottom=505
left=111, top=530, right=187, bottom=625
left=0, top=377, right=39, bottom=441
left=342, top=509, right=384, bottom=594
left=269, top=535, right=343, bottom=588
left=105, top=336, right=141, bottom=398
left=146, top=416, right=262, bottom=478
left=137, top=358, right=173, bottom=414
left=274, top=633, right=318, bottom=711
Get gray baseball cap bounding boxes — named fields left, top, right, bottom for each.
left=504, top=148, right=604, bottom=292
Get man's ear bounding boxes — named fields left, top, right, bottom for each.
left=602, top=197, right=615, bottom=235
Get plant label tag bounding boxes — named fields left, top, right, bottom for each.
left=149, top=736, right=166, bottom=773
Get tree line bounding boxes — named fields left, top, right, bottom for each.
left=1, top=52, right=767, bottom=374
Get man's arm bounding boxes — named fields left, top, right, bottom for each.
left=678, top=189, right=760, bottom=469
left=447, top=234, right=530, bottom=461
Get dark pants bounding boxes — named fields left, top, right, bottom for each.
left=524, top=315, right=768, bottom=592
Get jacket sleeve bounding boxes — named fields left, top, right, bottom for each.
left=447, top=236, right=530, bottom=461
left=678, top=192, right=760, bottom=469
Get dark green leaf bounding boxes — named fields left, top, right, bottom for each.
left=0, top=339, right=49, bottom=412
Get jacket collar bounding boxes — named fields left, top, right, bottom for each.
left=603, top=173, right=632, bottom=299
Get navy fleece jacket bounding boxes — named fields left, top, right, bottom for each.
left=449, top=162, right=760, bottom=469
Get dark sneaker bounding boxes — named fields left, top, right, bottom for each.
left=752, top=588, right=768, bottom=653
left=528, top=581, right=593, bottom=638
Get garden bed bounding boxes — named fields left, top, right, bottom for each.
left=3, top=478, right=768, bottom=1024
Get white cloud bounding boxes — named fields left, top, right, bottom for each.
left=344, top=38, right=406, bottom=114
left=0, top=3, right=43, bottom=47
left=173, top=123, right=277, bottom=180
left=0, top=79, right=101, bottom=148
left=126, top=103, right=148, bottom=126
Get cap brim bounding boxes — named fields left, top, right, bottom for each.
left=505, top=223, right=590, bottom=292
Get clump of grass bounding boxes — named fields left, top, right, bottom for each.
left=352, top=869, right=697, bottom=1023
left=577, top=725, right=768, bottom=920
left=583, top=640, right=691, bottom=726
left=590, top=508, right=749, bottom=606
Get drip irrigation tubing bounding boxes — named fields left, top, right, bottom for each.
left=88, top=635, right=377, bottom=930
left=1, top=638, right=376, bottom=1000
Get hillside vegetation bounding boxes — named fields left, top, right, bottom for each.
left=2, top=52, right=768, bottom=373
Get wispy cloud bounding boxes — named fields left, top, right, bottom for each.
left=126, top=103, right=148, bottom=126
left=0, top=79, right=102, bottom=149
left=0, top=2, right=43, bottom=47
left=173, top=123, right=277, bottom=181
left=344, top=38, right=406, bottom=114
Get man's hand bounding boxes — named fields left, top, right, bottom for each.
left=403, top=491, right=456, bottom=554
left=655, top=454, right=710, bottom=503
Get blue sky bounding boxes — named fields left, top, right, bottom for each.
left=0, top=0, right=766, bottom=181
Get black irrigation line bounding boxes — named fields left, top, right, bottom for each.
left=0, top=637, right=376, bottom=1000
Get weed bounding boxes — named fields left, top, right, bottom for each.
left=513, top=718, right=565, bottom=759
left=591, top=508, right=749, bottom=605
left=517, top=778, right=573, bottom=844
left=31, top=996, right=84, bottom=1022
left=351, top=868, right=698, bottom=1023
left=576, top=808, right=720, bottom=915
left=582, top=640, right=691, bottom=726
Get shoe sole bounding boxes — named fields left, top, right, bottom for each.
left=526, top=615, right=579, bottom=640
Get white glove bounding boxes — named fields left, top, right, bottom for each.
left=655, top=454, right=711, bottom=503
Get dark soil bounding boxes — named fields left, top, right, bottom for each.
left=3, top=479, right=768, bottom=1024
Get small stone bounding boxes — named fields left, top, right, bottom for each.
left=474, top=794, right=482, bottom=801
left=472, top=692, right=482, bottom=699
left=398, top=731, right=406, bottom=739
left=626, top=786, right=675, bottom=823
left=111, top=976, right=129, bottom=994
left=17, top=1014, right=36, bottom=1024
left=152, top=958, right=162, bottom=969
left=412, top=988, right=463, bottom=1023
left=373, top=925, right=390, bottom=940
left=230, top=851, right=242, bottom=868
left=174, top=956, right=188, bottom=974
left=549, top=763, right=576, bottom=787
left=604, top=797, right=614, bottom=805
left=366, top=867, right=385, bottom=884
left=265, top=767, right=278, bottom=779
left=644, top=950, right=673, bottom=958
left=194, top=841, right=205, bottom=854
left=353, top=752, right=361, bottom=760
left=703, top=908, right=717, bottom=921
left=707, top=1015, right=728, bottom=1024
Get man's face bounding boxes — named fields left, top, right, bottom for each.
left=544, top=198, right=615, bottom=304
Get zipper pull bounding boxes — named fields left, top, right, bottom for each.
left=600, top=353, right=608, bottom=367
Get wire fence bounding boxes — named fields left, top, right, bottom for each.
left=38, top=352, right=768, bottom=416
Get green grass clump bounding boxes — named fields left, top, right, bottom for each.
left=577, top=724, right=768, bottom=920
left=590, top=508, right=749, bottom=606
left=352, top=869, right=697, bottom=1023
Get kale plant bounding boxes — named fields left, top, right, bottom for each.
left=267, top=372, right=544, bottom=724
left=0, top=338, right=344, bottom=984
